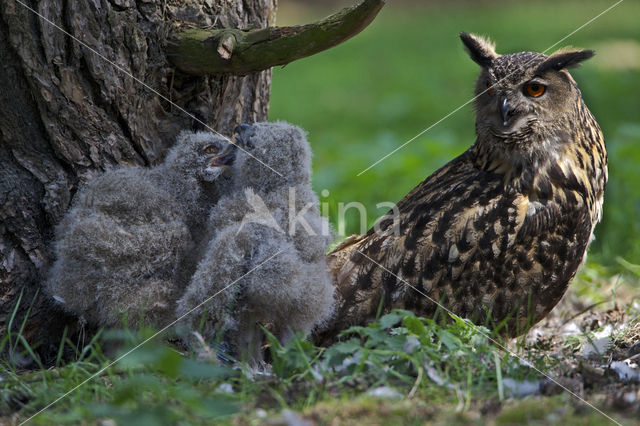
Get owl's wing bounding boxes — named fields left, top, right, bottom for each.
left=332, top=152, right=479, bottom=283
left=62, top=169, right=191, bottom=274
left=516, top=200, right=563, bottom=239
left=325, top=150, right=551, bottom=333
left=328, top=150, right=586, bottom=339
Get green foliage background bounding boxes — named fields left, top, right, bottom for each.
left=270, top=0, right=640, bottom=267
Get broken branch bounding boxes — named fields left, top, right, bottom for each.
left=167, top=0, right=386, bottom=76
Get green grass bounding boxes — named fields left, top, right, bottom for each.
left=0, top=311, right=551, bottom=424
left=4, top=275, right=638, bottom=425
left=270, top=0, right=640, bottom=267
left=3, top=260, right=639, bottom=424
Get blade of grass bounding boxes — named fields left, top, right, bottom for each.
left=3, top=287, right=24, bottom=355
left=16, top=335, right=45, bottom=370
left=55, top=326, right=69, bottom=367
left=408, top=365, right=423, bottom=398
left=15, top=289, right=39, bottom=348
left=494, top=352, right=504, bottom=402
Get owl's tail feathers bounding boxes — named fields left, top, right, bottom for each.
left=327, top=234, right=367, bottom=277
left=313, top=233, right=382, bottom=346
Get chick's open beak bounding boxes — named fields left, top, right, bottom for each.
left=211, top=143, right=237, bottom=167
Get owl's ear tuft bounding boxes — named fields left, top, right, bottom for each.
left=536, top=48, right=594, bottom=74
left=459, top=32, right=498, bottom=67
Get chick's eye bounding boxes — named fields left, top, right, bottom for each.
left=524, top=82, right=546, bottom=98
left=204, top=145, right=217, bottom=154
left=486, top=82, right=495, bottom=96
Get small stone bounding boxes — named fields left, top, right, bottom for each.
left=281, top=409, right=312, bottom=426
left=610, top=361, right=640, bottom=382
left=501, top=377, right=541, bottom=398
left=366, top=386, right=403, bottom=400
left=560, top=322, right=581, bottom=335
left=425, top=364, right=455, bottom=389
left=623, top=391, right=637, bottom=404
left=217, top=383, right=234, bottom=393
left=404, top=336, right=420, bottom=353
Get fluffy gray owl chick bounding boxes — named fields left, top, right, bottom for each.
left=177, top=122, right=334, bottom=364
left=45, top=131, right=237, bottom=329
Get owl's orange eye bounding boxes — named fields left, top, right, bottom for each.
left=524, top=82, right=546, bottom=98
left=486, top=82, right=495, bottom=96
left=204, top=145, right=217, bottom=154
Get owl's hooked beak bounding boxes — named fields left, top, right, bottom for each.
left=499, top=97, right=517, bottom=127
left=211, top=143, right=237, bottom=167
left=233, top=123, right=255, bottom=148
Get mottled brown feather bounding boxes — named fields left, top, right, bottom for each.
left=315, top=37, right=606, bottom=344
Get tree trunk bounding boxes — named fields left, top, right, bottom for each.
left=0, top=0, right=276, bottom=364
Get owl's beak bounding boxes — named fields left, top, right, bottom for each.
left=211, top=143, right=237, bottom=167
left=233, top=123, right=254, bottom=147
left=499, top=97, right=517, bottom=127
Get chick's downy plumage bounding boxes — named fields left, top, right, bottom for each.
left=316, top=33, right=607, bottom=342
left=45, top=132, right=237, bottom=328
left=177, top=122, right=334, bottom=363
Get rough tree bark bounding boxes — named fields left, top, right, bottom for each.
left=0, top=0, right=276, bottom=364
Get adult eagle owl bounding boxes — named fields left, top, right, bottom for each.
left=316, top=33, right=607, bottom=342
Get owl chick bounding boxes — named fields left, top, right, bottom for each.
left=316, top=33, right=607, bottom=343
left=45, top=131, right=237, bottom=329
left=177, top=122, right=334, bottom=364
